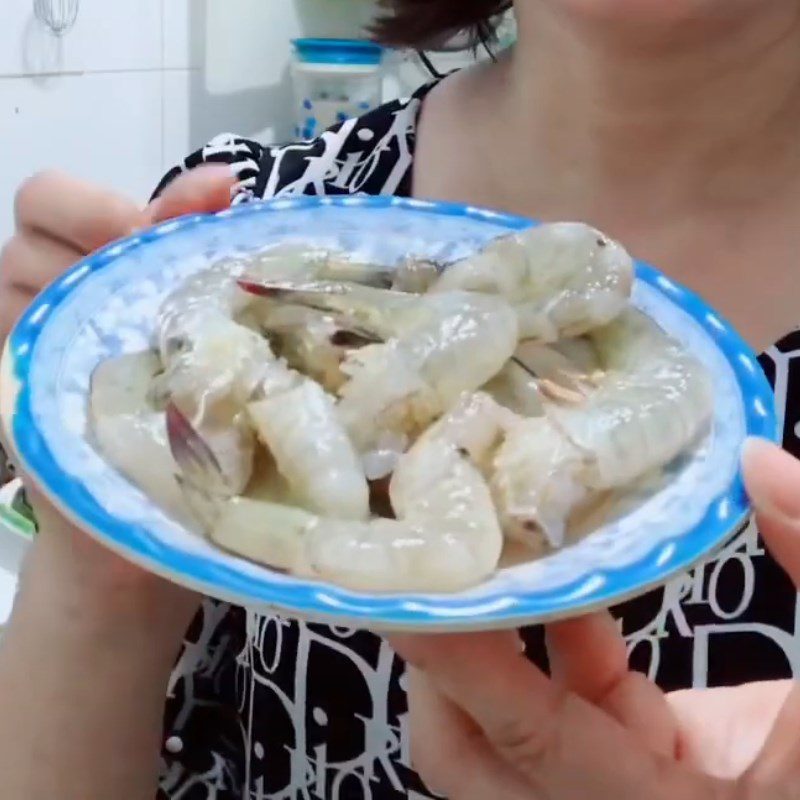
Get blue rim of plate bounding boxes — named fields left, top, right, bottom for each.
left=7, top=196, right=778, bottom=628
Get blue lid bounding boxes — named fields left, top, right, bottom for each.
left=292, top=38, right=383, bottom=66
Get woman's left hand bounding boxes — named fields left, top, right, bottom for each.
left=392, top=439, right=800, bottom=800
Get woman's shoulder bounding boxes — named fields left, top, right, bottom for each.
left=153, top=84, right=436, bottom=204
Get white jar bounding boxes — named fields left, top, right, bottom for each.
left=291, top=39, right=385, bottom=139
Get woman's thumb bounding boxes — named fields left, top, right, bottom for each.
left=145, top=164, right=237, bottom=224
left=742, top=437, right=800, bottom=586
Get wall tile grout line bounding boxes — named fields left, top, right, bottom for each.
left=0, top=66, right=199, bottom=80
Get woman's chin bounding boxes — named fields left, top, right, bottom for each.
left=539, top=0, right=754, bottom=26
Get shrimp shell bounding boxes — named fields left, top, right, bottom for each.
left=257, top=304, right=352, bottom=392
left=247, top=380, right=370, bottom=521
left=431, top=222, right=634, bottom=341
left=548, top=308, right=714, bottom=489
left=155, top=314, right=271, bottom=493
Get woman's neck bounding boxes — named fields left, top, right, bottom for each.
left=478, top=2, right=800, bottom=228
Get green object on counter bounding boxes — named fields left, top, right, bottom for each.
left=0, top=505, right=36, bottom=539
left=0, top=483, right=37, bottom=539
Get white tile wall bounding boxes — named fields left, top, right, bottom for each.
left=0, top=0, right=163, bottom=76
left=0, top=0, right=378, bottom=242
left=0, top=71, right=164, bottom=206
left=163, top=0, right=195, bottom=71
left=162, top=68, right=194, bottom=172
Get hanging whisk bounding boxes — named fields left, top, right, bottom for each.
left=34, top=0, right=80, bottom=36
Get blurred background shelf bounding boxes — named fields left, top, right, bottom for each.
left=0, top=1, right=516, bottom=240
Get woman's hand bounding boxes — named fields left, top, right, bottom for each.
left=0, top=164, right=236, bottom=625
left=393, top=438, right=800, bottom=800
left=0, top=166, right=237, bottom=800
left=0, top=165, right=235, bottom=342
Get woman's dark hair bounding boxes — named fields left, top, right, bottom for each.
left=372, top=0, right=512, bottom=49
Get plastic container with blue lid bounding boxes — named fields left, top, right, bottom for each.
left=291, top=38, right=385, bottom=140
left=293, top=38, right=384, bottom=66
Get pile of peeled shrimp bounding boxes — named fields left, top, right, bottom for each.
left=89, top=223, right=714, bottom=593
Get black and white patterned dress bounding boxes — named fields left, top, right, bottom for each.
left=150, top=83, right=800, bottom=799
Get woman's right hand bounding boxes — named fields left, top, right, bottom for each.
left=0, top=166, right=240, bottom=800
left=394, top=440, right=800, bottom=800
left=0, top=164, right=236, bottom=634
left=0, top=166, right=236, bottom=341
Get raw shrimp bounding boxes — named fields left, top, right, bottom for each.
left=256, top=303, right=382, bottom=393
left=170, top=399, right=504, bottom=593
left=409, top=392, right=586, bottom=553
left=163, top=335, right=370, bottom=521
left=238, top=279, right=520, bottom=455
left=431, top=222, right=634, bottom=341
left=247, top=380, right=370, bottom=520
left=155, top=244, right=434, bottom=408
left=242, top=242, right=441, bottom=294
left=483, top=338, right=602, bottom=417
left=88, top=352, right=196, bottom=527
left=483, top=363, right=545, bottom=418
left=156, top=246, right=378, bottom=403
left=156, top=310, right=370, bottom=515
left=154, top=306, right=272, bottom=493
left=154, top=249, right=373, bottom=513
left=154, top=253, right=307, bottom=492
left=491, top=416, right=587, bottom=550
left=547, top=307, right=714, bottom=489
left=317, top=435, right=503, bottom=592
left=492, top=308, right=713, bottom=548
left=155, top=242, right=403, bottom=400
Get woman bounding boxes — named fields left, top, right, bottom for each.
left=2, top=0, right=800, bottom=797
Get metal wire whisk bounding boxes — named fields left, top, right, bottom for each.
left=34, top=0, right=80, bottom=36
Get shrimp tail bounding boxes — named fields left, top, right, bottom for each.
left=167, top=402, right=237, bottom=536
left=166, top=402, right=236, bottom=498
left=491, top=416, right=587, bottom=551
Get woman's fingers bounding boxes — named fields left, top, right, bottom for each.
left=706, top=439, right=800, bottom=785
left=667, top=682, right=793, bottom=780
left=146, top=164, right=236, bottom=224
left=406, top=666, right=533, bottom=800
left=741, top=438, right=800, bottom=586
left=14, top=170, right=145, bottom=253
left=393, top=631, right=653, bottom=789
left=1, top=165, right=236, bottom=345
left=393, top=631, right=562, bottom=773
left=13, top=164, right=234, bottom=262
left=0, top=286, right=35, bottom=344
left=0, top=230, right=82, bottom=294
left=546, top=612, right=679, bottom=758
left=0, top=230, right=83, bottom=341
left=394, top=632, right=735, bottom=800
left=746, top=683, right=800, bottom=786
